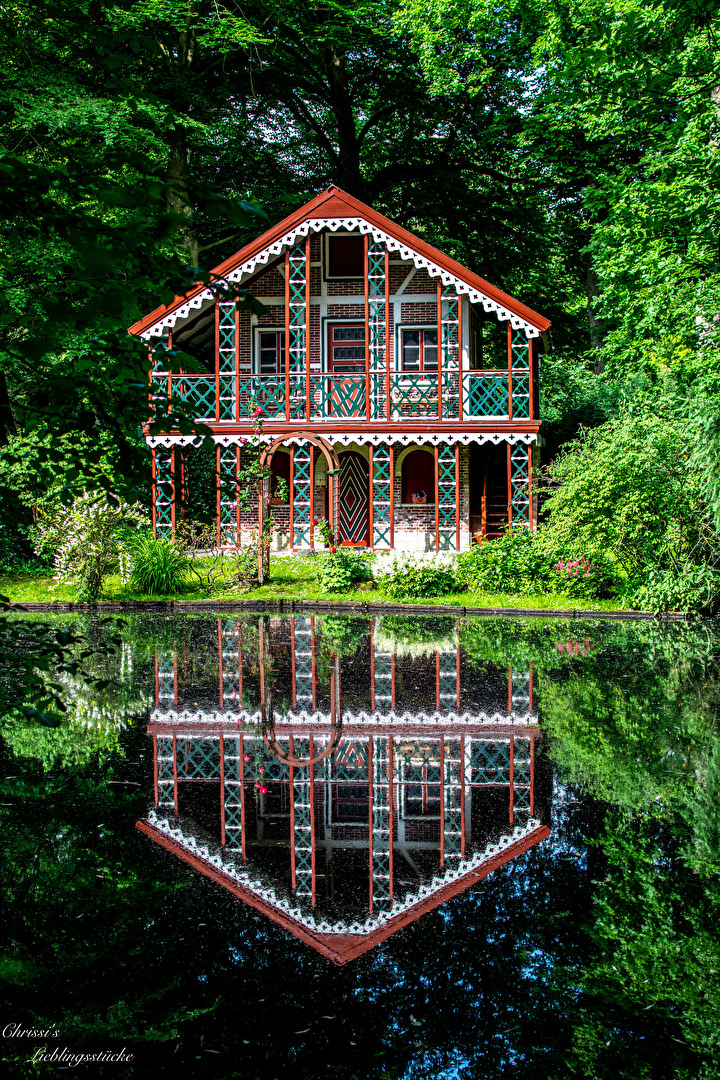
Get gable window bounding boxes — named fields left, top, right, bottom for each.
left=401, top=329, right=438, bottom=372
left=258, top=330, right=285, bottom=375
left=325, top=233, right=364, bottom=279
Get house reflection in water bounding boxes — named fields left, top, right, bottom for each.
left=137, top=616, right=550, bottom=964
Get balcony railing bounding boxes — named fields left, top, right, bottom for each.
left=151, top=369, right=530, bottom=423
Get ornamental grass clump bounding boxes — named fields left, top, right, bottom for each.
left=124, top=534, right=189, bottom=596
left=373, top=551, right=459, bottom=599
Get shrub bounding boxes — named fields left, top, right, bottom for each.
left=125, top=534, right=189, bottom=595
left=457, top=530, right=554, bottom=595
left=551, top=554, right=619, bottom=600
left=630, top=563, right=720, bottom=614
left=318, top=548, right=373, bottom=592
left=36, top=490, right=147, bottom=601
left=373, top=551, right=459, bottom=599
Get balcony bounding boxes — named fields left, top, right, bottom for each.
left=151, top=369, right=531, bottom=424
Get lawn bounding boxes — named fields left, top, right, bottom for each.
left=0, top=555, right=627, bottom=611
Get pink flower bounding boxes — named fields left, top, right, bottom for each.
left=330, top=547, right=337, bottom=554
left=257, top=784, right=268, bottom=795
left=243, top=753, right=251, bottom=763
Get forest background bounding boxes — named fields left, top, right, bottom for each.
left=2, top=0, right=720, bottom=613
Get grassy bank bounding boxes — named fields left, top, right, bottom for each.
left=0, top=555, right=626, bottom=611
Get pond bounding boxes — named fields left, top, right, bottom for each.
left=2, top=612, right=719, bottom=1078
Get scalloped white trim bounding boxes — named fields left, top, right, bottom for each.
left=139, top=217, right=542, bottom=341
left=146, top=431, right=538, bottom=449
left=150, top=708, right=538, bottom=727
left=145, top=809, right=543, bottom=936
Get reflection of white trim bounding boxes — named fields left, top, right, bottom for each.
left=145, top=809, right=543, bottom=935
left=145, top=431, right=538, bottom=449
left=150, top=708, right=539, bottom=727
left=140, top=218, right=542, bottom=341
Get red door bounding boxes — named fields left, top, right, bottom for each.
left=326, top=323, right=366, bottom=418
left=337, top=450, right=369, bottom=545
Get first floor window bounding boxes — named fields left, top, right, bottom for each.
left=258, top=330, right=285, bottom=374
left=401, top=328, right=438, bottom=372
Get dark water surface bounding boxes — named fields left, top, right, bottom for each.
left=2, top=613, right=720, bottom=1079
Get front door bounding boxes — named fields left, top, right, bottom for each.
left=337, top=450, right=369, bottom=545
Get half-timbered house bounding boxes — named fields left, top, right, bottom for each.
left=130, top=187, right=550, bottom=551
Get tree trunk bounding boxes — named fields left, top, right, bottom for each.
left=167, top=124, right=199, bottom=266
left=0, top=369, right=17, bottom=446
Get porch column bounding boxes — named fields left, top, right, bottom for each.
left=152, top=446, right=175, bottom=538
left=369, top=443, right=393, bottom=550
left=285, top=243, right=308, bottom=421
left=509, top=327, right=531, bottom=419
left=217, top=295, right=239, bottom=420
left=434, top=443, right=460, bottom=551
left=292, top=737, right=316, bottom=902
left=216, top=444, right=239, bottom=547
left=290, top=442, right=314, bottom=550
left=371, top=735, right=394, bottom=914
left=442, top=737, right=463, bottom=865
left=507, top=441, right=532, bottom=530
left=366, top=238, right=389, bottom=421
left=440, top=283, right=461, bottom=420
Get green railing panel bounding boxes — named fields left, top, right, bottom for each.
left=309, top=375, right=366, bottom=419
left=389, top=373, right=439, bottom=419
left=463, top=372, right=509, bottom=417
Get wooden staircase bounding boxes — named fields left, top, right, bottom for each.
left=470, top=444, right=508, bottom=541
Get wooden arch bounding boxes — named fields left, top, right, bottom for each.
left=258, top=433, right=341, bottom=582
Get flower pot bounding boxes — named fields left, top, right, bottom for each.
left=411, top=496, right=427, bottom=504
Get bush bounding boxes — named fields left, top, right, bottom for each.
left=373, top=551, right=459, bottom=599
left=125, top=534, right=189, bottom=595
left=318, top=548, right=373, bottom=592
left=630, top=563, right=720, bottom=614
left=550, top=554, right=619, bottom=600
left=36, top=490, right=147, bottom=601
left=457, top=530, right=555, bottom=595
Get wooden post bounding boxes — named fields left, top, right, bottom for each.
left=385, top=249, right=391, bottom=423
left=234, top=291, right=240, bottom=421
left=509, top=735, right=514, bottom=825
left=214, top=300, right=220, bottom=422
left=217, top=618, right=224, bottom=710
left=368, top=444, right=374, bottom=550
left=368, top=734, right=374, bottom=913
left=434, top=444, right=440, bottom=553
left=507, top=442, right=512, bottom=533
left=289, top=445, right=295, bottom=552
left=507, top=322, right=513, bottom=421
left=388, top=736, right=394, bottom=898
left=284, top=248, right=291, bottom=422
left=389, top=444, right=395, bottom=550
left=457, top=294, right=463, bottom=421
left=364, top=233, right=370, bottom=421
left=305, top=235, right=312, bottom=422
left=455, top=444, right=460, bottom=550
left=439, top=736, right=445, bottom=869
left=481, top=465, right=487, bottom=538
left=172, top=734, right=178, bottom=817
left=436, top=280, right=443, bottom=422
left=153, top=734, right=158, bottom=806
left=219, top=734, right=226, bottom=849
left=239, top=733, right=246, bottom=860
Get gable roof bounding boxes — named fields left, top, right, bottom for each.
left=128, top=186, right=550, bottom=341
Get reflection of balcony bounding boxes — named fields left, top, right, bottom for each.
left=150, top=369, right=531, bottom=424
left=139, top=615, right=548, bottom=964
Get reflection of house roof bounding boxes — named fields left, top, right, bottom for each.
left=137, top=811, right=549, bottom=965
left=149, top=709, right=539, bottom=730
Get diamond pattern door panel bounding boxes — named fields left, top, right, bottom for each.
left=338, top=451, right=369, bottom=544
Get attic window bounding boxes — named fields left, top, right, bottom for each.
left=326, top=233, right=364, bottom=278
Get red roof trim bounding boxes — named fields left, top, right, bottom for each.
left=128, top=186, right=550, bottom=337
left=136, top=819, right=550, bottom=965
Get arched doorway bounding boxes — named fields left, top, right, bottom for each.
left=337, top=450, right=369, bottom=545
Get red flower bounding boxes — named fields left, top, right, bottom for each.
left=258, top=765, right=265, bottom=774
left=243, top=752, right=251, bottom=762
left=312, top=518, right=318, bottom=526
left=330, top=547, right=337, bottom=554
left=258, top=784, right=268, bottom=795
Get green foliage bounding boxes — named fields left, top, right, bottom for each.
left=458, top=530, right=554, bottom=595
left=542, top=411, right=716, bottom=588
left=633, top=562, right=720, bottom=615
left=318, top=548, right=373, bottom=592
left=125, top=534, right=189, bottom=596
left=373, top=551, right=459, bottom=599
left=36, top=490, right=147, bottom=602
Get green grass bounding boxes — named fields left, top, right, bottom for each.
left=0, top=556, right=627, bottom=611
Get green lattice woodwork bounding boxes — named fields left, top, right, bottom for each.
left=293, top=616, right=315, bottom=710
left=309, top=374, right=366, bottom=418
left=291, top=444, right=313, bottom=549
left=287, top=244, right=307, bottom=372
left=239, top=374, right=304, bottom=420
left=509, top=444, right=531, bottom=528
left=443, top=738, right=463, bottom=861
left=151, top=337, right=170, bottom=373
left=511, top=668, right=531, bottom=713
left=220, top=620, right=242, bottom=709
left=153, top=447, right=174, bottom=537
left=155, top=735, right=175, bottom=809
left=441, top=284, right=460, bottom=420
left=218, top=445, right=239, bottom=546
left=291, top=737, right=313, bottom=898
left=437, top=649, right=458, bottom=706
left=222, top=736, right=244, bottom=852
left=389, top=373, right=439, bottom=419
left=156, top=653, right=176, bottom=706
left=372, top=633, right=393, bottom=711
left=371, top=444, right=392, bottom=549
left=512, top=737, right=532, bottom=814
left=469, top=740, right=511, bottom=784
left=436, top=445, right=458, bottom=551
left=463, top=372, right=509, bottom=417
left=511, top=329, right=531, bottom=419
left=367, top=241, right=388, bottom=420
left=371, top=736, right=393, bottom=911
left=218, top=299, right=237, bottom=419
left=331, top=738, right=370, bottom=782
left=176, top=737, right=221, bottom=779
